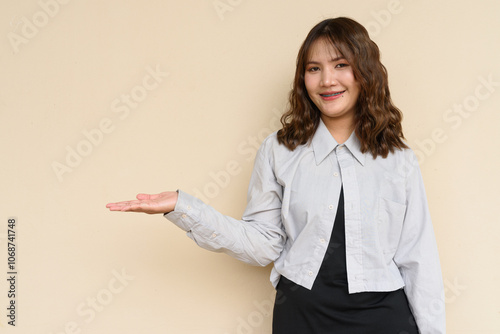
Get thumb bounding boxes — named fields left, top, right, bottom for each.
left=136, top=193, right=152, bottom=200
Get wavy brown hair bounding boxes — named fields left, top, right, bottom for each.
left=277, top=17, right=408, bottom=158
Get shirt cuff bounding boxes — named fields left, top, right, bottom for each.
left=163, top=190, right=202, bottom=232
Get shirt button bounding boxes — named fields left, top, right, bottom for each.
left=211, top=233, right=217, bottom=238
left=333, top=172, right=339, bottom=177
left=319, top=238, right=326, bottom=244
left=186, top=205, right=191, bottom=210
left=181, top=214, right=187, bottom=219
left=338, top=146, right=344, bottom=151
left=308, top=271, right=314, bottom=276
left=329, top=204, right=334, bottom=210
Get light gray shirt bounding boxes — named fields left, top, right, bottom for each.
left=165, top=119, right=445, bottom=333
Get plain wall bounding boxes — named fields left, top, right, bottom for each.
left=1, top=0, right=499, bottom=333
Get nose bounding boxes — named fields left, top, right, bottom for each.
left=320, top=68, right=336, bottom=87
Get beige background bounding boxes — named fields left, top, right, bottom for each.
left=1, top=0, right=499, bottom=333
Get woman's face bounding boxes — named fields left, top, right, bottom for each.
left=304, top=39, right=360, bottom=130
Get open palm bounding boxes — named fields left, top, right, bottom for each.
left=106, top=191, right=178, bottom=214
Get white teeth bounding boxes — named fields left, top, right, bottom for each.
left=322, top=91, right=344, bottom=97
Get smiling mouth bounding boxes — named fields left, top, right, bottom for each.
left=320, top=91, right=345, bottom=97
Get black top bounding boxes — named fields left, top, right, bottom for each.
left=272, top=187, right=419, bottom=334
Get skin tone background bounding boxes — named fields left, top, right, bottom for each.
left=0, top=0, right=499, bottom=333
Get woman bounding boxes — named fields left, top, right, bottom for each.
left=107, top=17, right=445, bottom=333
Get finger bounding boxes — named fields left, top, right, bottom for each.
left=136, top=193, right=152, bottom=200
left=106, top=202, right=126, bottom=208
left=106, top=200, right=134, bottom=208
left=107, top=200, right=143, bottom=210
left=107, top=204, right=130, bottom=211
left=107, top=203, right=140, bottom=212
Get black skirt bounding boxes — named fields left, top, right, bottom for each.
left=272, top=188, right=419, bottom=334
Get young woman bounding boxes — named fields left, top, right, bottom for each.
left=107, top=17, right=445, bottom=333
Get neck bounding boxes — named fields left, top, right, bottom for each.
left=321, top=116, right=355, bottom=144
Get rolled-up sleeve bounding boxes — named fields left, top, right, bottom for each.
left=394, top=150, right=446, bottom=334
left=164, top=136, right=286, bottom=266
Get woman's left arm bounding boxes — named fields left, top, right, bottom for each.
left=394, top=150, right=446, bottom=334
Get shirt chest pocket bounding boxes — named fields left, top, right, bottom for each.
left=377, top=197, right=406, bottom=255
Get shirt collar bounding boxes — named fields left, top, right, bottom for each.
left=311, top=119, right=366, bottom=166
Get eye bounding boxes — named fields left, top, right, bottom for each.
left=307, top=66, right=320, bottom=72
left=335, top=63, right=349, bottom=68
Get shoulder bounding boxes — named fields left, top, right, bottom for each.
left=258, top=131, right=287, bottom=157
left=258, top=131, right=311, bottom=159
left=399, top=143, right=421, bottom=176
left=255, top=131, right=312, bottom=173
left=392, top=144, right=422, bottom=180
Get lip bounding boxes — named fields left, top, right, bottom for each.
left=320, top=90, right=346, bottom=101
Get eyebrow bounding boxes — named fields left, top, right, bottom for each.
left=306, top=56, right=346, bottom=65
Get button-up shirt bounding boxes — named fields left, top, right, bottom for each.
left=165, top=119, right=445, bottom=333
